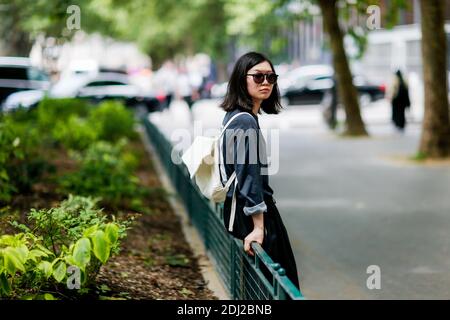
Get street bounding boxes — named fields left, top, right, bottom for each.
left=273, top=120, right=450, bottom=299
left=151, top=99, right=450, bottom=299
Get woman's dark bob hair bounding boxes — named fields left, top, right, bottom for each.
left=219, top=52, right=282, bottom=114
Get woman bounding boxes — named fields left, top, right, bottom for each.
left=388, top=70, right=411, bottom=131
left=218, top=52, right=300, bottom=289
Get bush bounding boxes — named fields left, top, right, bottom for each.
left=0, top=118, right=49, bottom=204
left=37, top=98, right=91, bottom=129
left=60, top=139, right=146, bottom=209
left=1, top=195, right=133, bottom=299
left=88, top=100, right=136, bottom=143
left=52, top=115, right=98, bottom=151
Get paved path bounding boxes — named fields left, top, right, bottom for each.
left=149, top=99, right=450, bottom=299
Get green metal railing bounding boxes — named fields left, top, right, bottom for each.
left=142, top=117, right=303, bottom=300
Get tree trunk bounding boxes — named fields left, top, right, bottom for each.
left=419, top=0, right=450, bottom=158
left=3, top=31, right=31, bottom=57
left=0, top=3, right=32, bottom=57
left=317, top=0, right=368, bottom=136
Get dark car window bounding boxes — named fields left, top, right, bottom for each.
left=85, top=81, right=126, bottom=87
left=0, top=66, right=29, bottom=80
left=314, top=76, right=332, bottom=81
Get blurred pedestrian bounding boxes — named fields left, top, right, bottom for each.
left=388, top=70, right=411, bottom=132
left=321, top=76, right=338, bottom=130
left=219, top=52, right=300, bottom=290
left=176, top=67, right=193, bottom=107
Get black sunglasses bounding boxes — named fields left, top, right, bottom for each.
left=246, top=73, right=278, bottom=84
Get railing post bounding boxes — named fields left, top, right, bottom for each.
left=230, top=240, right=236, bottom=299
left=276, top=268, right=288, bottom=300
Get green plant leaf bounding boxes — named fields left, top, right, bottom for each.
left=0, top=272, right=11, bottom=296
left=91, top=231, right=110, bottom=264
left=44, top=293, right=58, bottom=300
left=105, top=223, right=119, bottom=245
left=3, top=247, right=26, bottom=275
left=0, top=235, right=17, bottom=246
left=35, top=244, right=53, bottom=256
left=52, top=261, right=67, bottom=283
left=72, top=238, right=91, bottom=270
left=15, top=244, right=29, bottom=263
left=83, top=225, right=98, bottom=238
left=37, top=261, right=53, bottom=279
left=28, top=249, right=48, bottom=263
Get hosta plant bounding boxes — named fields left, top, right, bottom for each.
left=1, top=196, right=134, bottom=299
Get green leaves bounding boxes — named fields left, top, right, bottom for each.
left=3, top=247, right=26, bottom=275
left=26, top=195, right=107, bottom=253
left=73, top=223, right=121, bottom=268
left=1, top=97, right=134, bottom=298
left=91, top=231, right=111, bottom=264
left=60, top=140, right=144, bottom=209
left=83, top=225, right=98, bottom=238
left=90, top=224, right=121, bottom=264
left=52, top=261, right=67, bottom=283
left=0, top=272, right=11, bottom=295
left=28, top=249, right=49, bottom=263
left=105, top=224, right=119, bottom=246
left=37, top=261, right=53, bottom=279
left=0, top=116, right=47, bottom=204
left=0, top=220, right=124, bottom=298
left=72, top=238, right=91, bottom=270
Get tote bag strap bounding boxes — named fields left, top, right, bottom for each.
left=218, top=111, right=254, bottom=184
left=219, top=112, right=254, bottom=138
left=220, top=112, right=254, bottom=232
left=228, top=177, right=238, bottom=232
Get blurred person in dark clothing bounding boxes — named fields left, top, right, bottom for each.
left=388, top=70, right=411, bottom=132
left=321, top=77, right=338, bottom=130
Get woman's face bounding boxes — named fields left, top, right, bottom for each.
left=246, top=61, right=274, bottom=102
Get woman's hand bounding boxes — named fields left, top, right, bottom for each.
left=244, top=226, right=264, bottom=256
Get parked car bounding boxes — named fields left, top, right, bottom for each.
left=2, top=71, right=167, bottom=113
left=279, top=65, right=385, bottom=106
left=0, top=57, right=50, bottom=109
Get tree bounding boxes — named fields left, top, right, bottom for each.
left=106, top=0, right=230, bottom=69
left=418, top=0, right=450, bottom=158
left=0, top=0, right=116, bottom=56
left=224, top=0, right=294, bottom=63
left=317, top=0, right=368, bottom=136
left=0, top=1, right=32, bottom=56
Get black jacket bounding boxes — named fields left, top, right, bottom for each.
left=219, top=108, right=273, bottom=216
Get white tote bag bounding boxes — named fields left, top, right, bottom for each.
left=181, top=112, right=253, bottom=231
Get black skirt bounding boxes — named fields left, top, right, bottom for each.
left=223, top=194, right=300, bottom=290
